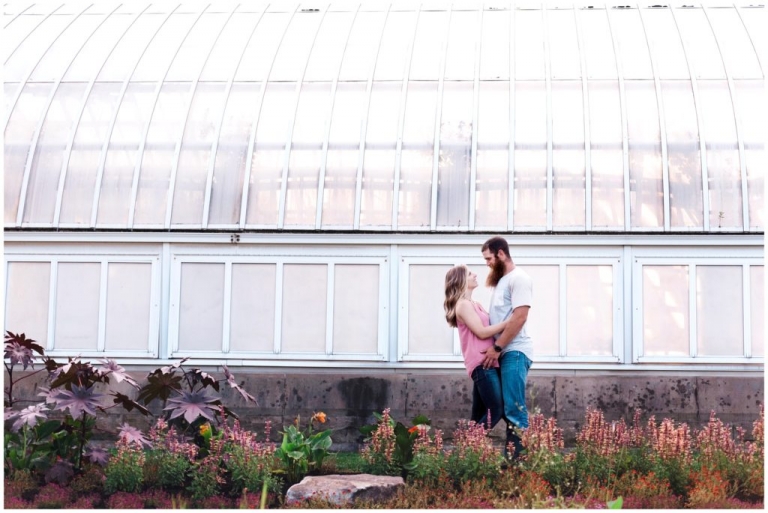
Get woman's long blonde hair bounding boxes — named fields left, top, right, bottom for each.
left=444, top=265, right=468, bottom=328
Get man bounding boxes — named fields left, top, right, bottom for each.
left=480, top=236, right=533, bottom=460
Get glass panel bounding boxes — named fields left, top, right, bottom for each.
left=5, top=262, right=50, bottom=347
left=716, top=9, right=762, bottom=80
left=399, top=81, right=437, bottom=228
left=579, top=8, right=618, bottom=80
left=1, top=15, right=42, bottom=65
left=4, top=83, right=51, bottom=224
left=475, top=82, right=509, bottom=229
left=734, top=80, right=765, bottom=230
left=97, top=82, right=155, bottom=226
left=408, top=265, right=453, bottom=355
left=199, top=13, right=261, bottom=82
left=97, top=13, right=165, bottom=81
left=4, top=15, right=69, bottom=82
left=334, top=265, right=379, bottom=354
left=444, top=11, right=478, bottom=81
left=247, top=82, right=294, bottom=225
left=178, top=263, right=224, bottom=352
left=134, top=82, right=190, bottom=226
left=171, top=83, right=227, bottom=225
left=737, top=7, right=765, bottom=79
left=751, top=266, right=764, bottom=357
left=339, top=11, right=387, bottom=81
left=234, top=12, right=291, bottom=82
left=698, top=81, right=742, bottom=230
left=409, top=11, right=449, bottom=81
left=643, top=266, right=689, bottom=356
left=514, top=81, right=546, bottom=228
left=281, top=264, right=327, bottom=353
left=524, top=265, right=558, bottom=356
left=436, top=82, right=472, bottom=228
left=166, top=13, right=229, bottom=82
left=662, top=80, right=703, bottom=228
left=642, top=8, right=689, bottom=80
left=548, top=9, right=581, bottom=80
left=131, top=13, right=198, bottom=82
left=625, top=80, right=663, bottom=228
left=304, top=11, right=355, bottom=82
left=209, top=83, right=261, bottom=225
left=589, top=81, right=624, bottom=229
left=322, top=82, right=366, bottom=227
left=105, top=263, right=151, bottom=351
left=230, top=264, right=275, bottom=353
left=674, top=8, right=726, bottom=79
left=60, top=83, right=123, bottom=225
left=697, top=266, right=743, bottom=356
left=285, top=83, right=331, bottom=226
left=610, top=8, right=653, bottom=79
left=29, top=15, right=102, bottom=82
left=54, top=262, right=100, bottom=351
left=515, top=9, right=545, bottom=80
left=479, top=9, right=509, bottom=80
left=567, top=265, right=613, bottom=356
left=64, top=14, right=134, bottom=82
left=552, top=81, right=585, bottom=228
left=374, top=11, right=417, bottom=81
left=269, top=11, right=322, bottom=82
left=23, top=83, right=86, bottom=224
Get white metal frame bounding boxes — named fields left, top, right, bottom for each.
left=467, top=7, right=482, bottom=231
left=573, top=5, right=592, bottom=231
left=543, top=4, right=553, bottom=231
left=507, top=4, right=516, bottom=231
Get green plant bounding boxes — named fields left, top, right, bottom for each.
left=104, top=438, right=145, bottom=493
left=359, top=408, right=430, bottom=477
left=445, top=419, right=503, bottom=485
left=223, top=419, right=282, bottom=496
left=275, top=412, right=332, bottom=485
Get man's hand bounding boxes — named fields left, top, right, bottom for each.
left=480, top=348, right=500, bottom=369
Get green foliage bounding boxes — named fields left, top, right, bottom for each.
left=607, top=496, right=623, bottom=509
left=275, top=414, right=333, bottom=484
left=146, top=450, right=191, bottom=490
left=225, top=443, right=282, bottom=496
left=104, top=441, right=145, bottom=493
left=359, top=409, right=430, bottom=478
left=188, top=461, right=221, bottom=500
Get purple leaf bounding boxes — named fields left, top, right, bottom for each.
left=50, top=385, right=104, bottom=417
left=98, top=359, right=139, bottom=388
left=164, top=390, right=219, bottom=424
left=223, top=365, right=256, bottom=403
left=4, top=342, right=34, bottom=370
left=11, top=403, right=48, bottom=431
left=4, top=331, right=44, bottom=355
left=160, top=357, right=190, bottom=375
left=111, top=392, right=151, bottom=416
left=37, top=387, right=57, bottom=404
left=117, top=422, right=152, bottom=448
left=84, top=443, right=110, bottom=466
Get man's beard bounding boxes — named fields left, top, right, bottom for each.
left=486, top=258, right=507, bottom=287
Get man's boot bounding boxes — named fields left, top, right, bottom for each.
left=505, top=425, right=524, bottom=461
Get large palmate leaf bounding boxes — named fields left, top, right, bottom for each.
left=4, top=342, right=34, bottom=370
left=50, top=385, right=104, bottom=417
left=98, top=359, right=139, bottom=388
left=49, top=357, right=105, bottom=390
left=164, top=390, right=220, bottom=424
left=84, top=443, right=109, bottom=466
left=111, top=392, right=151, bottom=416
left=137, top=370, right=183, bottom=405
left=188, top=368, right=219, bottom=391
left=223, top=365, right=256, bottom=403
left=117, top=422, right=151, bottom=448
left=5, top=331, right=44, bottom=356
left=159, top=357, right=190, bottom=375
left=10, top=403, right=49, bottom=431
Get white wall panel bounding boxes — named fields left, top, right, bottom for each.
left=751, top=266, right=764, bottom=358
left=281, top=264, right=327, bottom=353
left=229, top=263, right=276, bottom=353
left=523, top=265, right=559, bottom=356
left=642, top=265, right=689, bottom=357
left=178, top=263, right=224, bottom=352
left=407, top=264, right=453, bottom=355
left=105, top=263, right=152, bottom=351
left=54, top=262, right=100, bottom=350
left=5, top=262, right=50, bottom=346
left=333, top=264, right=379, bottom=354
left=696, top=265, right=743, bottom=356
left=566, top=265, right=613, bottom=356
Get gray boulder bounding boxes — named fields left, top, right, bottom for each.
left=285, top=474, right=404, bottom=506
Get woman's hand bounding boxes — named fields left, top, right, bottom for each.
left=480, top=347, right=500, bottom=369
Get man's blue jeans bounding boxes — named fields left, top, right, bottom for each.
left=499, top=350, right=532, bottom=430
left=470, top=366, right=504, bottom=429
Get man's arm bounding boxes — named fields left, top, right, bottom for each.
left=480, top=305, right=529, bottom=369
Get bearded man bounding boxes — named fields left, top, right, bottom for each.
left=480, top=236, right=533, bottom=460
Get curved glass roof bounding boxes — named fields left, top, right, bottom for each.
left=3, top=1, right=765, bottom=232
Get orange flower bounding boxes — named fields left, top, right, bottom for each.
left=313, top=412, right=327, bottom=424
left=408, top=425, right=419, bottom=434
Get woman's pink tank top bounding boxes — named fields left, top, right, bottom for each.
left=457, top=301, right=499, bottom=377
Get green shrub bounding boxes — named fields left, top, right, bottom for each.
left=104, top=439, right=145, bottom=493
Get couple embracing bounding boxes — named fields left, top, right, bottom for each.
left=444, top=236, right=533, bottom=460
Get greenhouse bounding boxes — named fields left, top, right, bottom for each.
left=3, top=0, right=764, bottom=429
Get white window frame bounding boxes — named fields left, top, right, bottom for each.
left=167, top=246, right=389, bottom=361
left=4, top=247, right=161, bottom=358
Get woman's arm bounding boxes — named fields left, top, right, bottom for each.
left=456, top=300, right=507, bottom=340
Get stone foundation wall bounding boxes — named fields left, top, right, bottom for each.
left=6, top=369, right=763, bottom=450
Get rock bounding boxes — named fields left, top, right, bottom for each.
left=285, top=474, right=404, bottom=506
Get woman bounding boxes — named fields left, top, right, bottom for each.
left=444, top=265, right=506, bottom=429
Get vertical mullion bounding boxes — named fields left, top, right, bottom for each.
left=168, top=255, right=181, bottom=355
left=430, top=6, right=452, bottom=231
left=129, top=4, right=209, bottom=228
left=703, top=5, right=749, bottom=231
left=97, top=261, right=108, bottom=352
left=623, top=247, right=633, bottom=364
left=508, top=5, right=515, bottom=230
left=354, top=5, right=391, bottom=229
left=743, top=264, right=751, bottom=358
left=316, top=5, right=360, bottom=229
left=203, top=4, right=269, bottom=229
left=150, top=253, right=163, bottom=357
left=637, top=6, right=671, bottom=232
left=543, top=5, right=553, bottom=231
left=91, top=5, right=179, bottom=228
left=392, top=5, right=422, bottom=230
left=397, top=257, right=409, bottom=360
left=389, top=245, right=399, bottom=362
left=559, top=263, right=567, bottom=357
left=669, top=6, right=710, bottom=233
left=241, top=5, right=299, bottom=228
left=55, top=4, right=134, bottom=227
left=222, top=261, right=232, bottom=354
left=326, top=264, right=334, bottom=356
left=273, top=262, right=283, bottom=354
left=632, top=258, right=642, bottom=363
left=689, top=264, right=697, bottom=357
left=574, top=6, right=591, bottom=231
left=278, top=6, right=330, bottom=229
left=165, top=4, right=236, bottom=229
left=605, top=6, right=631, bottom=232
left=613, top=260, right=622, bottom=362
left=468, top=8, right=482, bottom=231
left=47, top=260, right=58, bottom=352
left=16, top=4, right=94, bottom=227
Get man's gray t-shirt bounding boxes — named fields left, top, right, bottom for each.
left=488, top=267, right=533, bottom=361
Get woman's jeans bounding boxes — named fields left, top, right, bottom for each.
left=499, top=350, right=532, bottom=430
left=470, top=365, right=504, bottom=429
